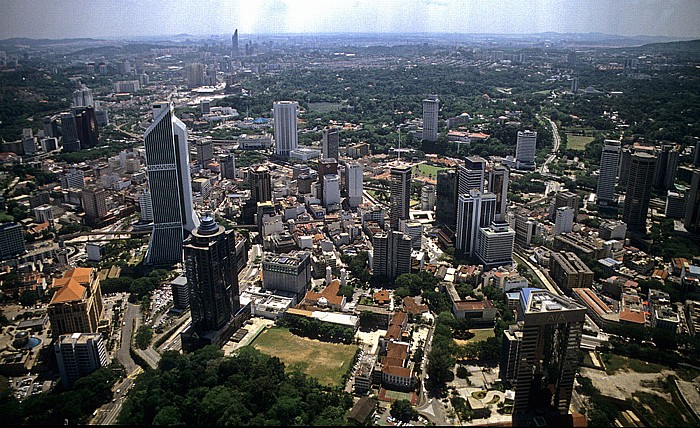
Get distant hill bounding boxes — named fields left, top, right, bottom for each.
left=619, top=39, right=700, bottom=59
left=0, top=37, right=107, bottom=46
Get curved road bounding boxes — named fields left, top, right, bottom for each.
left=539, top=115, right=562, bottom=174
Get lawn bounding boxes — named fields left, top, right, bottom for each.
left=413, top=163, right=446, bottom=179
left=565, top=134, right=595, bottom=150
left=251, top=326, right=358, bottom=387
left=308, top=102, right=344, bottom=113
left=603, top=354, right=664, bottom=375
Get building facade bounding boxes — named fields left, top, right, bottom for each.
left=515, top=130, right=537, bottom=170
left=54, top=332, right=108, bottom=388
left=456, top=190, right=497, bottom=257
left=372, top=230, right=412, bottom=280
left=422, top=94, right=439, bottom=142
left=597, top=140, right=621, bottom=205
left=273, top=101, right=299, bottom=158
left=389, top=163, right=412, bottom=230
left=623, top=152, right=656, bottom=233
left=47, top=268, right=103, bottom=338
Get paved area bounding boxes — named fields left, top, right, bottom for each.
left=223, top=316, right=274, bottom=355
left=580, top=366, right=674, bottom=401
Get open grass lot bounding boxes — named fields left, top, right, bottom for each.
left=603, top=354, right=664, bottom=375
left=413, top=163, right=446, bottom=179
left=251, top=326, right=358, bottom=387
left=308, top=102, right=343, bottom=113
left=565, top=134, right=595, bottom=150
left=630, top=388, right=696, bottom=427
left=454, top=329, right=495, bottom=346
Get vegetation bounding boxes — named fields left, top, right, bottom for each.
left=135, top=325, right=154, bottom=350
left=276, top=314, right=354, bottom=344
left=390, top=399, right=418, bottom=423
left=118, top=346, right=353, bottom=425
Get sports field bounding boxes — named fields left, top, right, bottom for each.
left=251, top=326, right=358, bottom=387
left=565, top=134, right=595, bottom=150
left=413, top=163, right=447, bottom=179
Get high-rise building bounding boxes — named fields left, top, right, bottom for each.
left=47, top=268, right=103, bottom=338
left=73, top=107, right=99, bottom=149
left=0, top=222, right=26, bottom=260
left=81, top=188, right=107, bottom=226
left=34, top=204, right=53, bottom=224
left=422, top=94, right=439, bottom=142
left=401, top=221, right=423, bottom=249
left=249, top=164, right=272, bottom=204
left=232, top=29, right=239, bottom=57
left=322, top=174, right=341, bottom=209
left=552, top=191, right=579, bottom=221
left=553, top=207, right=574, bottom=235
left=54, top=333, right=108, bottom=388
left=139, top=189, right=153, bottom=222
left=72, top=86, right=94, bottom=108
left=170, top=275, right=189, bottom=310
left=389, top=163, right=412, bottom=230
left=219, top=153, right=236, bottom=179
left=144, top=102, right=199, bottom=265
left=623, top=152, right=656, bottom=233
left=322, top=126, right=340, bottom=160
left=372, top=230, right=412, bottom=280
left=477, top=221, right=515, bottom=269
left=195, top=139, right=213, bottom=166
left=345, top=162, right=363, bottom=208
left=61, top=168, right=85, bottom=189
left=515, top=130, right=537, bottom=170
left=684, top=169, right=700, bottom=234
left=499, top=323, right=523, bottom=383
left=512, top=288, right=585, bottom=419
left=570, top=77, right=579, bottom=93
left=262, top=251, right=312, bottom=301
left=318, top=158, right=338, bottom=201
left=597, top=140, right=621, bottom=205
left=60, top=113, right=80, bottom=152
left=488, top=165, right=509, bottom=222
left=456, top=190, right=497, bottom=258
left=513, top=214, right=536, bottom=248
left=436, top=169, right=458, bottom=228
left=549, top=251, right=594, bottom=292
left=653, top=144, right=679, bottom=191
left=459, top=156, right=486, bottom=194
left=185, top=63, right=206, bottom=88
left=421, top=184, right=436, bottom=211
left=694, top=141, right=700, bottom=167
left=181, top=216, right=240, bottom=351
left=273, top=101, right=298, bottom=158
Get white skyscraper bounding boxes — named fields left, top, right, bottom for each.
left=477, top=221, right=515, bottom=269
left=597, top=140, right=621, bottom=205
left=456, top=190, right=497, bottom=257
left=322, top=174, right=341, bottom=209
left=422, top=94, right=439, bottom=142
left=144, top=102, right=199, bottom=265
left=273, top=101, right=299, bottom=158
left=459, top=156, right=487, bottom=194
left=72, top=86, right=94, bottom=108
left=515, top=130, right=537, bottom=170
left=139, top=188, right=153, bottom=222
left=345, top=162, right=363, bottom=208
left=553, top=206, right=575, bottom=235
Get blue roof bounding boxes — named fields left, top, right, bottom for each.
left=519, top=287, right=542, bottom=311
left=252, top=117, right=269, bottom=124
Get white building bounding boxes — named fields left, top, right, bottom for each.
left=401, top=220, right=424, bottom=249
left=553, top=207, right=575, bottom=235
left=459, top=156, right=487, bottom=194
left=421, top=184, right=436, bottom=211
left=456, top=190, right=497, bottom=257
left=422, top=94, right=440, bottom=142
left=515, top=130, right=537, bottom=170
left=477, top=222, right=515, bottom=269
left=138, top=189, right=153, bottom=222
left=289, top=147, right=321, bottom=161
left=33, top=204, right=53, bottom=224
left=54, top=332, right=108, bottom=388
left=345, top=162, right=363, bottom=208
left=322, top=174, right=341, bottom=209
left=273, top=101, right=299, bottom=158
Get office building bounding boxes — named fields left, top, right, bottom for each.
left=232, top=29, right=239, bottom=56
left=262, top=251, right=312, bottom=301
left=488, top=165, right=509, bottom=222
left=401, top=221, right=423, bottom=249
left=456, top=190, right=497, bottom=258
left=345, top=161, right=363, bottom=208
left=170, top=275, right=189, bottom=310
left=61, top=168, right=85, bottom=189
left=195, top=139, right=213, bottom=166
left=552, top=191, right=579, bottom=221
left=512, top=288, right=585, bottom=419
left=623, top=152, right=656, bottom=233
left=322, top=126, right=340, bottom=160
left=684, top=169, right=700, bottom=234
left=249, top=164, right=272, bottom=204
left=477, top=221, right=515, bottom=269
left=47, top=268, right=104, bottom=338
left=499, top=323, right=522, bottom=383
left=422, top=94, right=440, bottom=142
left=549, top=251, right=594, bottom=292
left=81, top=188, right=107, bottom=226
left=219, top=153, right=236, bottom=179
left=421, top=184, right=436, bottom=211
left=666, top=191, right=685, bottom=219
left=514, top=215, right=536, bottom=248
left=553, top=207, right=574, bottom=235
left=458, top=156, right=486, bottom=194
left=318, top=158, right=338, bottom=201
left=73, top=107, right=99, bottom=149
left=72, top=86, right=94, bottom=108
left=515, top=130, right=537, bottom=170
left=436, top=169, right=458, bottom=228
left=34, top=204, right=53, bottom=224
left=653, top=144, right=679, bottom=191
left=60, top=113, right=80, bottom=152
left=372, top=230, right=412, bottom=280
left=185, top=63, right=206, bottom=88
left=570, top=77, right=579, bottom=93
left=144, top=102, right=199, bottom=265
left=113, top=80, right=140, bottom=93
left=389, top=163, right=412, bottom=230
left=181, top=215, right=240, bottom=351
left=138, top=189, right=153, bottom=222
left=323, top=174, right=341, bottom=209
left=597, top=140, right=621, bottom=205
left=0, top=222, right=26, bottom=260
left=54, top=333, right=108, bottom=388
left=273, top=101, right=298, bottom=158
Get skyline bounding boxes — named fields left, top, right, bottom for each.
left=1, top=0, right=699, bottom=40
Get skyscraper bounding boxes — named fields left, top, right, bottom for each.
left=436, top=169, right=458, bottom=228
left=181, top=215, right=240, bottom=352
left=81, top=188, right=107, bottom=227
left=488, top=165, right=509, bottom=222
left=684, top=169, right=700, bottom=234
left=72, top=86, right=94, bottom=108
left=232, top=29, right=239, bottom=57
left=60, top=113, right=80, bottom=152
left=54, top=333, right=108, bottom=389
left=0, top=222, right=26, bottom=260
left=389, top=163, right=412, bottom=230
left=422, top=94, right=439, bottom=142
left=318, top=158, right=338, bottom=202
left=597, top=140, right=621, bottom=206
left=458, top=156, right=486, bottom=194
left=455, top=190, right=497, bottom=258
left=372, top=230, right=412, bottom=280
left=322, top=174, right=341, bottom=209
left=653, top=144, right=679, bottom=191
left=185, top=63, right=205, bottom=88
left=249, top=164, right=272, bottom=204
left=512, top=288, right=585, bottom=419
left=139, top=189, right=153, bottom=222
left=73, top=107, right=99, bottom=149
left=553, top=207, right=574, bottom=235
left=322, top=126, right=340, bottom=160
left=345, top=161, right=363, bottom=208
left=552, top=191, right=579, bottom=221
left=219, top=153, right=236, bottom=179
left=477, top=221, right=515, bottom=269
left=515, top=130, right=537, bottom=170
left=195, top=139, right=213, bottom=166
left=144, top=102, right=199, bottom=265
left=273, top=101, right=298, bottom=158
left=623, top=152, right=656, bottom=233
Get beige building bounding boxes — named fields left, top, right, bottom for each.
left=47, top=268, right=103, bottom=338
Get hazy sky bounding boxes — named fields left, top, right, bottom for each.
left=1, top=0, right=699, bottom=39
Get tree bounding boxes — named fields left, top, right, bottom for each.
left=152, top=406, right=183, bottom=425
left=19, top=290, right=39, bottom=307
left=456, top=366, right=469, bottom=379
left=390, top=399, right=416, bottom=422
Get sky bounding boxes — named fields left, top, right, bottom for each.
left=1, top=0, right=699, bottom=40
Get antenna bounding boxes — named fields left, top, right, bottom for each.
left=397, top=126, right=401, bottom=161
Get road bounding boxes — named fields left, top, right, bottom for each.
left=539, top=115, right=562, bottom=175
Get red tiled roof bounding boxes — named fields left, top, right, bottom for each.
left=619, top=308, right=646, bottom=324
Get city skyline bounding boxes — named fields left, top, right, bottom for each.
left=1, top=0, right=699, bottom=40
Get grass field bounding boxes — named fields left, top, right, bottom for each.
left=454, top=329, right=495, bottom=346
left=565, top=134, right=595, bottom=150
left=604, top=354, right=664, bottom=375
left=413, top=163, right=446, bottom=179
left=251, top=326, right=357, bottom=387
left=308, top=102, right=343, bottom=113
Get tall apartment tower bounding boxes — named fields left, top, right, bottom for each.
left=322, top=126, right=340, bottom=160
left=249, top=164, right=272, bottom=204
left=653, top=144, right=679, bottom=191
left=144, top=102, right=199, bottom=266
left=345, top=161, right=363, bottom=208
left=422, top=94, right=440, bottom=142
left=273, top=101, right=298, bottom=158
left=372, top=230, right=412, bottom=280
left=488, top=165, right=509, bottom=222
left=623, top=152, right=656, bottom=233
left=232, top=29, right=239, bottom=57
left=185, top=63, right=206, bottom=88
left=455, top=190, right=497, bottom=258
left=389, top=163, right=413, bottom=230
left=512, top=288, right=585, bottom=420
left=219, top=152, right=236, bottom=179
left=139, top=189, right=153, bottom=222
left=0, top=222, right=26, bottom=260
left=54, top=333, right=108, bottom=388
left=181, top=215, right=240, bottom=351
left=553, top=207, right=575, bottom=235
left=459, top=156, right=486, bottom=194
left=597, top=140, right=621, bottom=206
left=72, top=86, right=94, bottom=108
left=322, top=174, right=341, bottom=209
left=436, top=169, right=458, bottom=228
left=515, top=130, right=537, bottom=170
left=684, top=169, right=700, bottom=234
